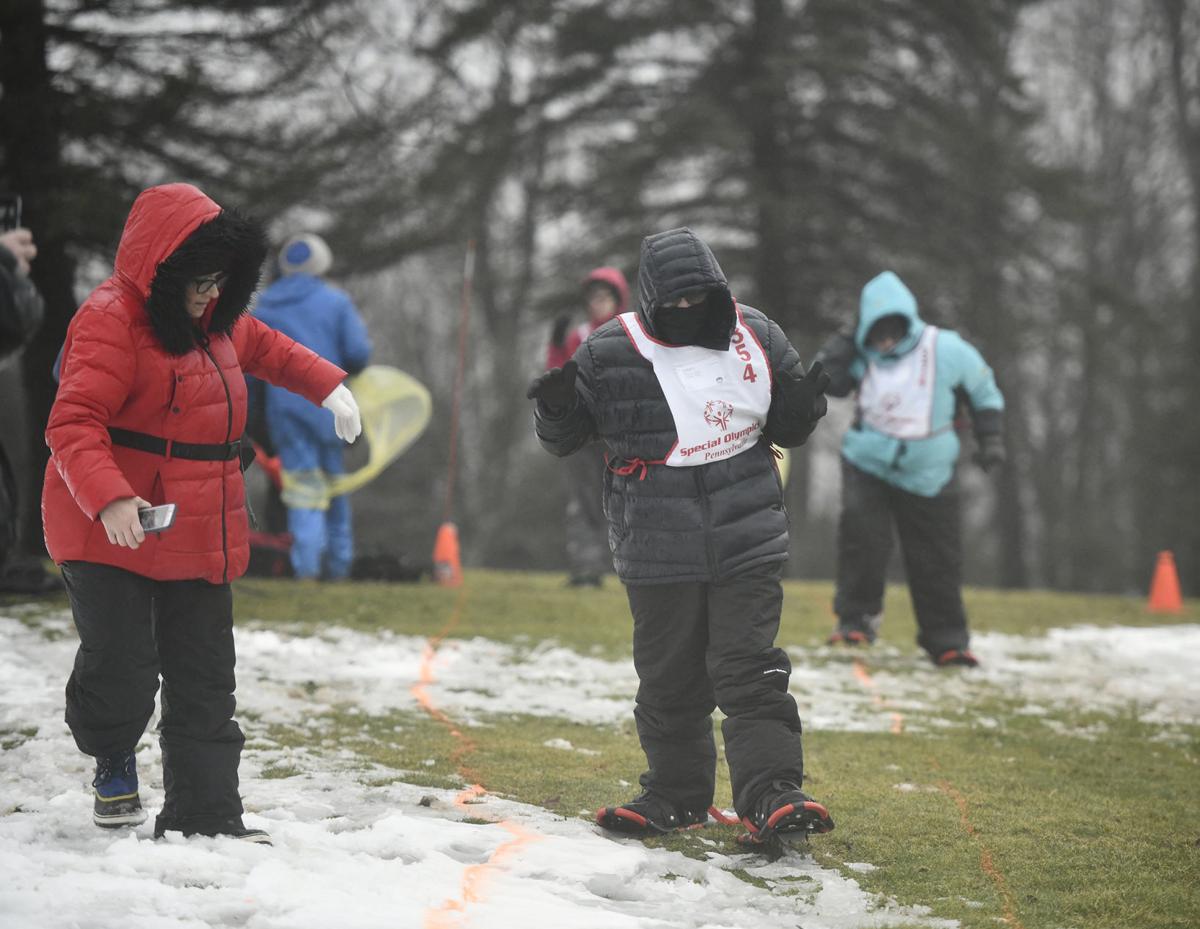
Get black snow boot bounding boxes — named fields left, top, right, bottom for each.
left=596, top=792, right=709, bottom=835
left=740, top=779, right=834, bottom=845
left=154, top=816, right=272, bottom=845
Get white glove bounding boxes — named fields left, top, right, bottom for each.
left=321, top=383, right=362, bottom=443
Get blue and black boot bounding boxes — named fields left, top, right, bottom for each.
left=92, top=750, right=147, bottom=828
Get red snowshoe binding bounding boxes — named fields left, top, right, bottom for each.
left=596, top=792, right=709, bottom=836
left=738, top=780, right=834, bottom=848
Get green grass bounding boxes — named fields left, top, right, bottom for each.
left=810, top=715, right=1200, bottom=929
left=230, top=570, right=1199, bottom=655
left=8, top=569, right=1198, bottom=927
left=252, top=695, right=1199, bottom=928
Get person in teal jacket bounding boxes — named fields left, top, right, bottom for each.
left=815, top=271, right=1005, bottom=666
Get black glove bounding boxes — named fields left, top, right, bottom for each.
left=779, top=360, right=831, bottom=423
left=973, top=434, right=1006, bottom=472
left=549, top=314, right=571, bottom=347
left=526, top=359, right=579, bottom=412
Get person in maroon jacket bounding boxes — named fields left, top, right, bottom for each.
left=43, top=183, right=361, bottom=844
left=544, top=267, right=629, bottom=586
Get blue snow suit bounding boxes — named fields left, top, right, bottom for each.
left=826, top=271, right=1004, bottom=497
left=251, top=273, right=371, bottom=578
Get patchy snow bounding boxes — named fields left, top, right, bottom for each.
left=793, top=624, right=1200, bottom=734
left=1, top=608, right=1195, bottom=929
left=0, top=612, right=952, bottom=929
left=543, top=738, right=601, bottom=756
left=237, top=617, right=1200, bottom=737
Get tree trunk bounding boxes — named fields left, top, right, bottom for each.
left=742, top=0, right=814, bottom=532
left=0, top=0, right=76, bottom=555
left=1158, top=0, right=1200, bottom=593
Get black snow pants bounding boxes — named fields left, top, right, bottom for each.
left=62, top=561, right=245, bottom=835
left=625, top=561, right=804, bottom=818
left=833, top=460, right=970, bottom=657
left=564, top=444, right=610, bottom=583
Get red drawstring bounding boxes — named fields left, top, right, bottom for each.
left=605, top=455, right=666, bottom=481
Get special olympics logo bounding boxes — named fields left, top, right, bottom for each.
left=703, top=399, right=734, bottom=430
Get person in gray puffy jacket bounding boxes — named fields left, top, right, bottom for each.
left=527, top=227, right=835, bottom=845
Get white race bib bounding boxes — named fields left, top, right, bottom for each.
left=858, top=325, right=938, bottom=439
left=619, top=309, right=773, bottom=467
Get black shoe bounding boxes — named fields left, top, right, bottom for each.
left=741, top=780, right=834, bottom=844
left=567, top=574, right=603, bottom=588
left=227, top=825, right=273, bottom=845
left=595, top=792, right=709, bottom=835
left=92, top=750, right=147, bottom=829
left=827, top=613, right=881, bottom=646
left=0, top=558, right=64, bottom=595
left=154, top=816, right=273, bottom=845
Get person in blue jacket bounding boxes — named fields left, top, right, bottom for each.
left=815, top=271, right=1005, bottom=667
left=252, top=233, right=371, bottom=579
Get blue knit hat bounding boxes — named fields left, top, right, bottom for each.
left=278, top=233, right=332, bottom=276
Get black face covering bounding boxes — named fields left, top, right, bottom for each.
left=654, top=299, right=710, bottom=345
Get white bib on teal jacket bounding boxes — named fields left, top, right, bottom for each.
left=858, top=326, right=940, bottom=439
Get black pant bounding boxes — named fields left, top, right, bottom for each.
left=834, top=460, right=969, bottom=656
left=62, top=562, right=245, bottom=833
left=564, top=445, right=610, bottom=581
left=625, top=561, right=804, bottom=817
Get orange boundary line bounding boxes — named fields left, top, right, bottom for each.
left=850, top=659, right=1021, bottom=927
left=413, top=585, right=542, bottom=929
left=934, top=775, right=1026, bottom=929
left=850, top=657, right=905, bottom=734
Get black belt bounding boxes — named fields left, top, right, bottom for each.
left=109, top=427, right=245, bottom=463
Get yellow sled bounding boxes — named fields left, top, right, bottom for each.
left=281, top=365, right=433, bottom=510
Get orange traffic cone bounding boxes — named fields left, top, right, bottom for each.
left=432, top=521, right=463, bottom=588
left=1147, top=550, right=1183, bottom=614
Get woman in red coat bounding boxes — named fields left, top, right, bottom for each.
left=43, top=183, right=361, bottom=843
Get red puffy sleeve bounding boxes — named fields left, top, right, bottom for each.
left=232, top=314, right=347, bottom=405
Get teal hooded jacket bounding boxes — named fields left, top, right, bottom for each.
left=817, top=271, right=1004, bottom=497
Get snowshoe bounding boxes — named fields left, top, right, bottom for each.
left=595, top=792, right=709, bottom=836
left=827, top=613, right=881, bottom=646
left=92, top=750, right=147, bottom=828
left=737, top=780, right=834, bottom=852
left=933, top=648, right=979, bottom=668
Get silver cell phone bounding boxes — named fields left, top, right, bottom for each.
left=138, top=503, right=176, bottom=533
left=0, top=194, right=20, bottom=232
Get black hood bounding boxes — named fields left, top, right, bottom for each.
left=635, top=227, right=736, bottom=348
left=144, top=208, right=268, bottom=356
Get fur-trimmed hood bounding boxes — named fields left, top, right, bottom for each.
left=113, top=183, right=267, bottom=355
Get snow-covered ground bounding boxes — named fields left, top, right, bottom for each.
left=1, top=608, right=1196, bottom=929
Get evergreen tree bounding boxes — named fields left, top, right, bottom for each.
left=0, top=0, right=382, bottom=550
